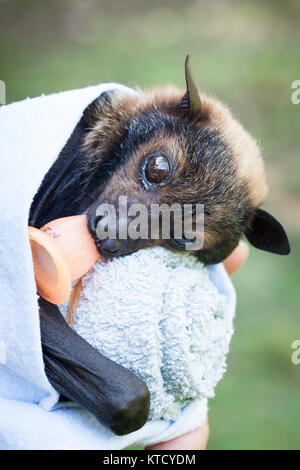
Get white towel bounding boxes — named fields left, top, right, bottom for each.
left=0, top=84, right=236, bottom=450
left=60, top=247, right=235, bottom=422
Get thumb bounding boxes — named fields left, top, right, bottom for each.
left=223, top=240, right=249, bottom=275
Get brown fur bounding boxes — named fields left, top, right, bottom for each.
left=83, top=86, right=267, bottom=209
left=83, top=86, right=265, bottom=252
left=198, top=93, right=267, bottom=207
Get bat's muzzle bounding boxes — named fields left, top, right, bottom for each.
left=88, top=209, right=147, bottom=258
left=98, top=238, right=136, bottom=258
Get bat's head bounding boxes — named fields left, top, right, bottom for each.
left=85, top=56, right=290, bottom=263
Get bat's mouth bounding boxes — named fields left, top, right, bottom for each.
left=97, top=238, right=138, bottom=259
left=88, top=211, right=143, bottom=259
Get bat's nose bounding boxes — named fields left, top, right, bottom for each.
left=88, top=207, right=144, bottom=258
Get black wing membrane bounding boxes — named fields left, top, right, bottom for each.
left=39, top=298, right=150, bottom=435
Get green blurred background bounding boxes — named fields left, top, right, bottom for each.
left=1, top=0, right=299, bottom=450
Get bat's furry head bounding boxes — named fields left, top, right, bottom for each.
left=82, top=57, right=290, bottom=262
left=31, top=56, right=290, bottom=263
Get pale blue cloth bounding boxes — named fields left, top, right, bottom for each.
left=0, top=85, right=236, bottom=449
left=60, top=247, right=235, bottom=422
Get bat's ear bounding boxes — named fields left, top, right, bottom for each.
left=245, top=208, right=290, bottom=255
left=82, top=90, right=116, bottom=128
left=179, top=55, right=202, bottom=118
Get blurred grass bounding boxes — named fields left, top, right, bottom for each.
left=1, top=0, right=299, bottom=450
left=209, top=241, right=300, bottom=449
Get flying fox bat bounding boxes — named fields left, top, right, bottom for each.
left=29, top=56, right=290, bottom=435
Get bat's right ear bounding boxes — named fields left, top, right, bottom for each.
left=245, top=208, right=290, bottom=255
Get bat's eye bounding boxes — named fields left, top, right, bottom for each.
left=144, top=152, right=171, bottom=185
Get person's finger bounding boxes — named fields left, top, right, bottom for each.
left=145, top=416, right=209, bottom=450
left=223, top=240, right=249, bottom=275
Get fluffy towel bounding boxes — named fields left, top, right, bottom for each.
left=0, top=83, right=236, bottom=450
left=60, top=247, right=235, bottom=422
